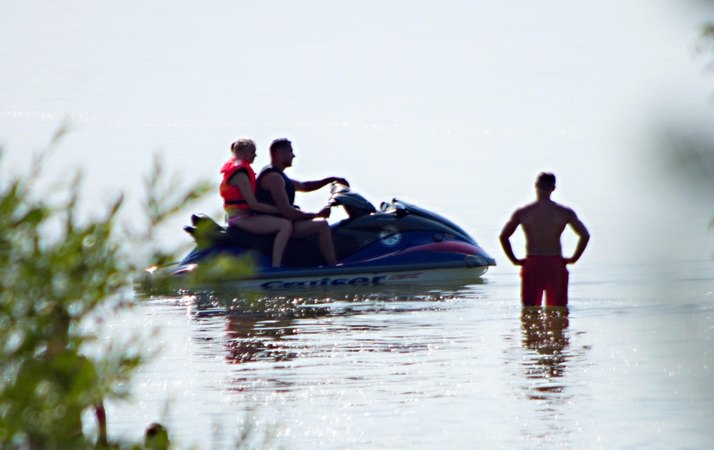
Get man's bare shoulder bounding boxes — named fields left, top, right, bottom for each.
left=261, top=171, right=284, bottom=185
left=513, top=201, right=539, bottom=217
left=551, top=200, right=577, bottom=215
left=516, top=200, right=577, bottom=222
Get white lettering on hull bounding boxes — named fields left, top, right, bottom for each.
left=260, top=275, right=390, bottom=290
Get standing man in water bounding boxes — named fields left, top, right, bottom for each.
left=256, top=138, right=348, bottom=266
left=499, top=172, right=590, bottom=307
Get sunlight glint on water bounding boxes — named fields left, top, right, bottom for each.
left=101, top=260, right=714, bottom=449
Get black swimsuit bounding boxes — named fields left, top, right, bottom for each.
left=255, top=166, right=296, bottom=215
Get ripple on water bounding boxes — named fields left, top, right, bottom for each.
left=111, top=267, right=714, bottom=449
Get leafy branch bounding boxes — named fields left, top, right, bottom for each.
left=0, top=127, right=212, bottom=448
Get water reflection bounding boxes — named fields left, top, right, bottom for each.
left=507, top=306, right=588, bottom=447
left=182, top=284, right=480, bottom=369
left=520, top=306, right=570, bottom=400
left=224, top=312, right=300, bottom=364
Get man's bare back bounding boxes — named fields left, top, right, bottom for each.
left=515, top=200, right=582, bottom=257
left=499, top=172, right=589, bottom=307
left=500, top=173, right=589, bottom=266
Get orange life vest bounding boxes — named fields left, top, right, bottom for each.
left=220, top=158, right=256, bottom=211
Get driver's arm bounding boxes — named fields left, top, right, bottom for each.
left=293, top=176, right=349, bottom=192
left=261, top=172, right=319, bottom=220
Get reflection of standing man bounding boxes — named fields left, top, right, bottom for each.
left=499, top=172, right=590, bottom=306
left=521, top=307, right=570, bottom=380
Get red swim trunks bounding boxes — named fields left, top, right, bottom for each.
left=520, top=256, right=569, bottom=307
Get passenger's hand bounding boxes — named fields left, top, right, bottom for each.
left=331, top=177, right=349, bottom=187
left=315, top=205, right=332, bottom=219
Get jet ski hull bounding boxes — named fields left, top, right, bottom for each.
left=167, top=248, right=492, bottom=292
left=187, top=266, right=487, bottom=291
left=139, top=185, right=496, bottom=293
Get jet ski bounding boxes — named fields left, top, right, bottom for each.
left=141, top=184, right=496, bottom=292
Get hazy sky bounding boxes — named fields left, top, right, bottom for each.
left=3, top=2, right=709, bottom=126
left=2, top=1, right=713, bottom=265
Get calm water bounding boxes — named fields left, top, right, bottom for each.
left=100, top=259, right=714, bottom=449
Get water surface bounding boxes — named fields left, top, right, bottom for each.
left=105, top=260, right=714, bottom=448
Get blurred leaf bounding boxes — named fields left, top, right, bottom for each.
left=187, top=253, right=256, bottom=286
left=703, top=22, right=714, bottom=37
left=144, top=153, right=214, bottom=232
left=653, top=125, right=714, bottom=191
left=0, top=127, right=213, bottom=448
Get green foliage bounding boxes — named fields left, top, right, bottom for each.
left=697, top=22, right=714, bottom=234
left=142, top=154, right=214, bottom=270
left=136, top=214, right=256, bottom=296
left=703, top=22, right=714, bottom=38
left=184, top=254, right=256, bottom=286
left=0, top=129, right=211, bottom=448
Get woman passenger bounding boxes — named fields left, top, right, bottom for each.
left=220, top=139, right=292, bottom=268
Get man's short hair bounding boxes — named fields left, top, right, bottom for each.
left=536, top=172, right=556, bottom=188
left=230, top=138, right=255, bottom=155
left=270, top=138, right=292, bottom=156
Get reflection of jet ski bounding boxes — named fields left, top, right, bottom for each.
left=144, top=184, right=496, bottom=291
left=180, top=286, right=481, bottom=364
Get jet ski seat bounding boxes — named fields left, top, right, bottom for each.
left=185, top=213, right=360, bottom=268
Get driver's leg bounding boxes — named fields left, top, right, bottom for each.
left=291, top=220, right=338, bottom=265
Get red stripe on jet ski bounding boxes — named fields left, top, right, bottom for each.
left=399, top=241, right=483, bottom=255
left=345, top=241, right=484, bottom=265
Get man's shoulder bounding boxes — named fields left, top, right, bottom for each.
left=260, top=170, right=285, bottom=184
left=514, top=201, right=539, bottom=216
left=551, top=201, right=577, bottom=216
left=517, top=200, right=575, bottom=219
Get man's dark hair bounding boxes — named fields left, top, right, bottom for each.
left=270, top=138, right=292, bottom=156
left=536, top=172, right=556, bottom=188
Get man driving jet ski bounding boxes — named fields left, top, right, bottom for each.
left=255, top=138, right=348, bottom=266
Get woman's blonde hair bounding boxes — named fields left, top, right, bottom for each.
left=230, top=138, right=256, bottom=156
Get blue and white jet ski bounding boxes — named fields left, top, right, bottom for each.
left=147, top=184, right=496, bottom=291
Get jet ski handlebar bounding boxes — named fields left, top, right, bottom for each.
left=328, top=183, right=415, bottom=220
left=328, top=182, right=377, bottom=219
